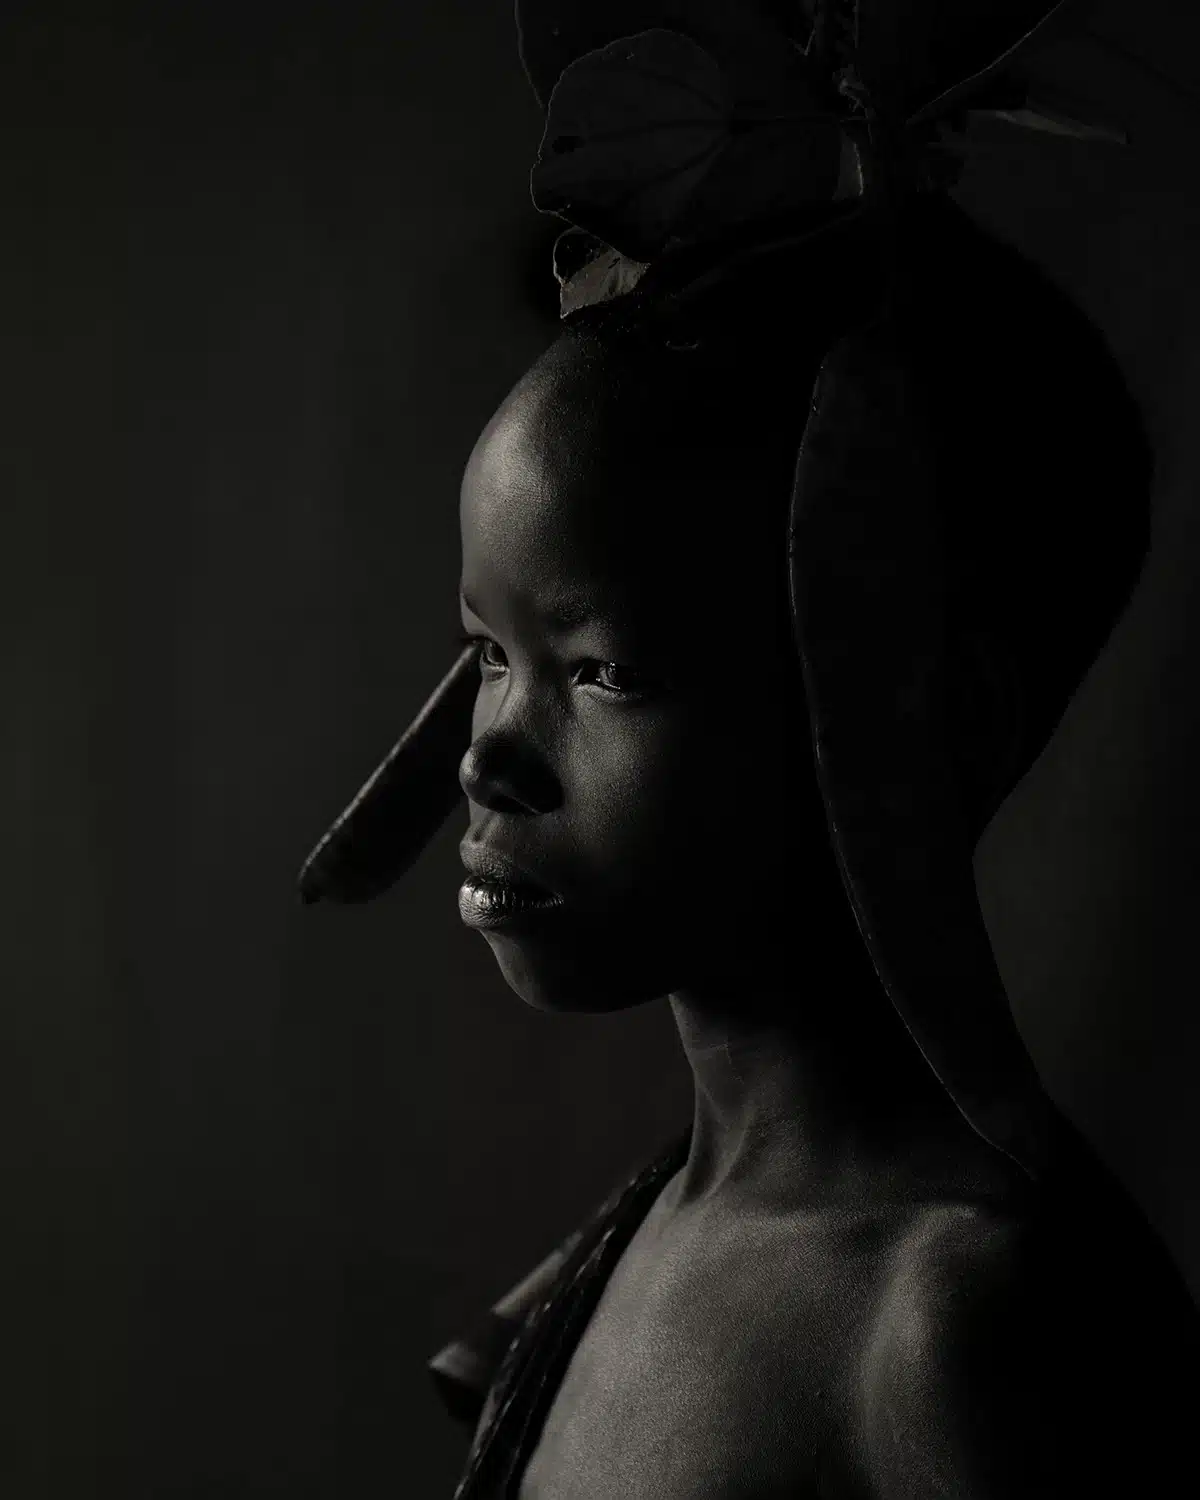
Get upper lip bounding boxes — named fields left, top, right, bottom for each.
left=459, top=840, right=560, bottom=898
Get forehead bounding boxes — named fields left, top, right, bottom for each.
left=459, top=336, right=785, bottom=636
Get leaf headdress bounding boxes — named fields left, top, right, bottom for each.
left=520, top=0, right=1127, bottom=315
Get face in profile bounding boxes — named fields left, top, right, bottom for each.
left=457, top=330, right=836, bottom=1014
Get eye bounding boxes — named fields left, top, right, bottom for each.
left=456, top=632, right=506, bottom=677
left=453, top=633, right=660, bottom=700
left=582, top=662, right=656, bottom=698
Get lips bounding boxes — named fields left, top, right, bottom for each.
left=457, top=840, right=566, bottom=931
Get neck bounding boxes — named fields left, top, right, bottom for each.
left=666, top=942, right=984, bottom=1213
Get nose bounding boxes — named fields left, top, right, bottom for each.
left=458, top=730, right=561, bottom=816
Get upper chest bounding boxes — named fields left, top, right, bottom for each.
left=516, top=1187, right=923, bottom=1500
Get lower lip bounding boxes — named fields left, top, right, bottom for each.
left=458, top=875, right=566, bottom=931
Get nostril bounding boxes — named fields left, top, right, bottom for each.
left=492, top=790, right=535, bottom=817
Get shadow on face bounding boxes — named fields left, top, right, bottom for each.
left=456, top=329, right=839, bottom=1014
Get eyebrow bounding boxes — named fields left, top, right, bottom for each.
left=459, top=588, right=606, bottom=632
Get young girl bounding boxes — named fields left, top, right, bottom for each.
left=300, top=3, right=1199, bottom=1493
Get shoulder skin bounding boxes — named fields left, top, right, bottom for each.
left=855, top=1196, right=1198, bottom=1498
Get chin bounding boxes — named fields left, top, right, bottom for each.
left=482, top=932, right=669, bottom=1015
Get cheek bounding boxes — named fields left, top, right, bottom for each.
left=563, top=710, right=692, bottom=891
left=566, top=703, right=785, bottom=908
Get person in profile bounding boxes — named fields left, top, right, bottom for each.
left=298, top=2, right=1200, bottom=1494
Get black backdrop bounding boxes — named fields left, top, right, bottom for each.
left=2, top=3, right=1197, bottom=1496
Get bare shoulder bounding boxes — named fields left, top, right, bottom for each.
left=855, top=1190, right=1199, bottom=1497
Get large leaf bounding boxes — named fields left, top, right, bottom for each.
left=673, top=108, right=845, bottom=246
left=532, top=27, right=844, bottom=263
left=530, top=28, right=732, bottom=261
left=516, top=0, right=813, bottom=111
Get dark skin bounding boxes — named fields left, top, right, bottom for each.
left=457, top=333, right=1192, bottom=1496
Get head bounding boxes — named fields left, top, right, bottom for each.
left=457, top=195, right=1152, bottom=1016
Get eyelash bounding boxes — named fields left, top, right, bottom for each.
left=454, top=632, right=656, bottom=699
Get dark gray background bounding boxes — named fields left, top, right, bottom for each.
left=2, top=3, right=1196, bottom=1496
